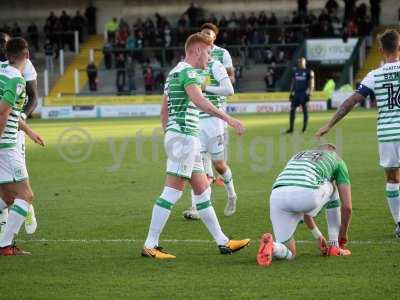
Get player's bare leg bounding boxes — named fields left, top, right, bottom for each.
left=385, top=168, right=400, bottom=237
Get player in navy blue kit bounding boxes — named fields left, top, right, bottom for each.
left=286, top=57, right=314, bottom=133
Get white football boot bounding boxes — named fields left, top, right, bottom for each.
left=224, top=194, right=237, bottom=216
left=183, top=207, right=200, bottom=220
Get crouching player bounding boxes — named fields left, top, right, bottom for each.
left=257, top=144, right=352, bottom=266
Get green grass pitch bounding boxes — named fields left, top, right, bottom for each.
left=2, top=110, right=399, bottom=299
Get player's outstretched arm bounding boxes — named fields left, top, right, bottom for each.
left=0, top=101, right=11, bottom=137
left=204, top=77, right=234, bottom=96
left=18, top=119, right=45, bottom=146
left=304, top=214, right=327, bottom=254
left=315, top=92, right=364, bottom=138
left=186, top=84, right=245, bottom=135
left=160, top=95, right=168, bottom=131
left=337, top=183, right=352, bottom=245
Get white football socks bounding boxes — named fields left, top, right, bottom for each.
left=144, top=186, right=182, bottom=249
left=326, top=194, right=341, bottom=247
left=193, top=187, right=229, bottom=245
left=221, top=167, right=236, bottom=198
left=0, top=199, right=29, bottom=248
left=386, top=183, right=400, bottom=224
left=272, top=242, right=293, bottom=260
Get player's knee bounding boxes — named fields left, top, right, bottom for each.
left=23, top=190, right=34, bottom=203
left=385, top=169, right=400, bottom=183
left=213, top=160, right=226, bottom=174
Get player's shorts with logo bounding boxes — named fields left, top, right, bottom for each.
left=0, top=148, right=29, bottom=184
left=199, top=117, right=225, bottom=160
left=269, top=182, right=333, bottom=243
left=164, top=131, right=204, bottom=179
left=378, top=142, right=400, bottom=168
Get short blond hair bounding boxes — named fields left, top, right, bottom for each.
left=185, top=32, right=213, bottom=53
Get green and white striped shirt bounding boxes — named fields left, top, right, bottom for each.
left=211, top=45, right=233, bottom=69
left=0, top=64, right=26, bottom=149
left=273, top=150, right=350, bottom=189
left=358, top=61, right=400, bottom=143
left=198, top=59, right=229, bottom=119
left=164, top=62, right=202, bottom=136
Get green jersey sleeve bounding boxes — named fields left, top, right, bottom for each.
left=180, top=68, right=201, bottom=88
left=2, top=76, right=25, bottom=107
left=334, top=160, right=351, bottom=185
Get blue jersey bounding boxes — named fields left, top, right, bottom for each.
left=293, top=68, right=311, bottom=95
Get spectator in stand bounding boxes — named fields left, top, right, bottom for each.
left=331, top=15, right=343, bottom=36
left=265, top=48, right=275, bottom=64
left=53, top=19, right=63, bottom=56
left=44, top=39, right=54, bottom=73
left=154, top=70, right=165, bottom=92
left=43, top=19, right=53, bottom=44
left=208, top=13, right=218, bottom=26
left=86, top=60, right=98, bottom=91
left=144, top=66, right=155, bottom=93
left=60, top=10, right=73, bottom=51
left=264, top=66, right=275, bottom=90
left=114, top=37, right=126, bottom=62
left=103, top=41, right=113, bottom=69
left=27, top=22, right=39, bottom=52
left=185, top=2, right=203, bottom=27
left=118, top=25, right=129, bottom=43
left=105, top=17, right=119, bottom=43
left=46, top=11, right=58, bottom=28
left=127, top=32, right=137, bottom=54
left=72, top=10, right=86, bottom=43
left=248, top=12, right=257, bottom=27
left=343, top=0, right=357, bottom=23
left=234, top=63, right=242, bottom=90
left=343, top=19, right=358, bottom=41
left=85, top=1, right=97, bottom=35
left=115, top=53, right=126, bottom=93
left=11, top=23, right=22, bottom=37
left=258, top=11, right=268, bottom=27
left=298, top=0, right=308, bottom=17
left=325, top=0, right=339, bottom=15
left=177, top=14, right=188, bottom=28
left=219, top=16, right=228, bottom=28
left=276, top=50, right=286, bottom=64
left=320, top=21, right=334, bottom=37
left=126, top=56, right=136, bottom=92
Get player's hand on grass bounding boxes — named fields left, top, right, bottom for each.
left=315, top=125, right=331, bottom=139
left=227, top=117, right=245, bottom=135
left=27, top=130, right=45, bottom=147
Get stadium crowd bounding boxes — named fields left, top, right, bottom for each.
left=99, top=0, right=375, bottom=93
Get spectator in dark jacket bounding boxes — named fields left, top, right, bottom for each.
left=87, top=60, right=98, bottom=91
left=116, top=53, right=126, bottom=93
left=44, top=39, right=54, bottom=72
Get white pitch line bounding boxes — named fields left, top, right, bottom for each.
left=16, top=239, right=400, bottom=245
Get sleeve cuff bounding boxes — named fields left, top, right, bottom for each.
left=356, top=84, right=372, bottom=98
